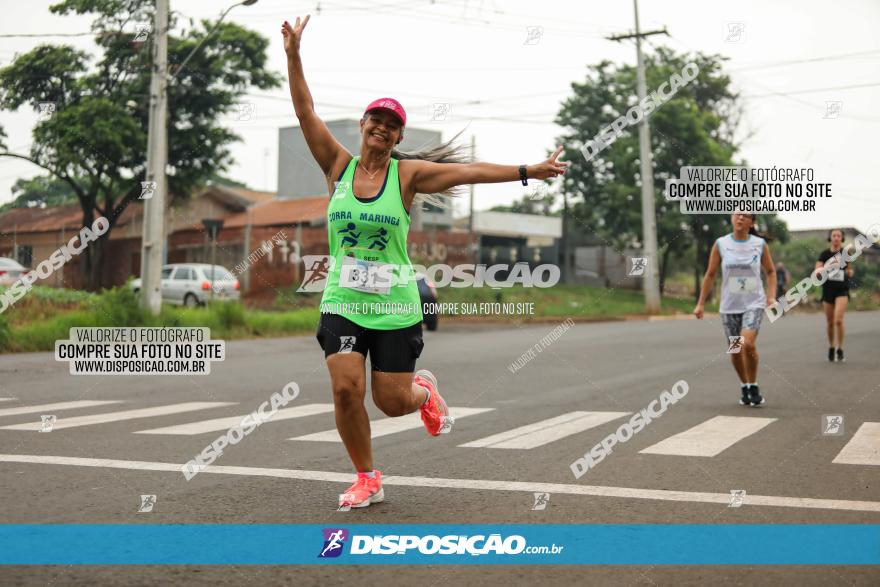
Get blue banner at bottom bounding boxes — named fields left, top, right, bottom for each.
left=0, top=525, right=877, bottom=565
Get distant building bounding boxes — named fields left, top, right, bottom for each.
left=452, top=210, right=560, bottom=271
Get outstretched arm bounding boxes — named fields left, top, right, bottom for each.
left=408, top=146, right=568, bottom=195
left=282, top=16, right=349, bottom=178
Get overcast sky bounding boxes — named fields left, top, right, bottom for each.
left=1, top=0, right=879, bottom=232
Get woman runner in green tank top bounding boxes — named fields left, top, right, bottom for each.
left=283, top=15, right=568, bottom=509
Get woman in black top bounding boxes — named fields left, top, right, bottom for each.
left=816, top=229, right=853, bottom=362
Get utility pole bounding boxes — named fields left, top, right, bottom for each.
left=561, top=190, right=570, bottom=284
left=607, top=0, right=667, bottom=314
left=140, top=0, right=169, bottom=315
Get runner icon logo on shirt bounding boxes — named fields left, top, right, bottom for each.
left=338, top=223, right=361, bottom=248
left=368, top=227, right=389, bottom=250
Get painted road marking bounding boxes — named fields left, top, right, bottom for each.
left=134, top=403, right=336, bottom=435
left=0, top=402, right=236, bottom=431
left=639, top=415, right=777, bottom=457
left=1, top=454, right=878, bottom=513
left=459, top=411, right=631, bottom=449
left=289, top=407, right=494, bottom=442
left=0, top=400, right=123, bottom=419
left=0, top=398, right=15, bottom=402
left=833, top=422, right=880, bottom=466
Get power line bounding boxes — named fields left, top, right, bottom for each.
left=731, top=49, right=880, bottom=72
left=741, top=81, right=880, bottom=98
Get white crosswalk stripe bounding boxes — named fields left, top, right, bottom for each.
left=832, top=422, right=880, bottom=466
left=0, top=402, right=236, bottom=431
left=459, top=411, right=631, bottom=449
left=134, top=403, right=336, bottom=435
left=2, top=395, right=875, bottom=471
left=639, top=415, right=777, bottom=457
left=0, top=400, right=123, bottom=418
left=290, top=407, right=494, bottom=442
left=0, top=398, right=15, bottom=402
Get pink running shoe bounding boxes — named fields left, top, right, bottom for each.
left=339, top=470, right=384, bottom=509
left=415, top=369, right=453, bottom=436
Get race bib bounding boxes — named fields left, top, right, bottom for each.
left=339, top=256, right=393, bottom=295
left=825, top=259, right=845, bottom=282
left=727, top=276, right=758, bottom=294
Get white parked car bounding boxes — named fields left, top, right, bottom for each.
left=131, top=263, right=240, bottom=307
left=0, top=257, right=28, bottom=286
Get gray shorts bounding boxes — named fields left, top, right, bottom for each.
left=721, top=309, right=764, bottom=339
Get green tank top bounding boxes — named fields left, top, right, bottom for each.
left=320, top=156, right=423, bottom=330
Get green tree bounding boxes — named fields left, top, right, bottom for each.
left=1, top=175, right=81, bottom=211
left=489, top=191, right=559, bottom=216
left=555, top=47, right=787, bottom=297
left=0, top=0, right=280, bottom=289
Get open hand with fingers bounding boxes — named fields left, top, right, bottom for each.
left=527, top=146, right=568, bottom=180
left=281, top=15, right=310, bottom=57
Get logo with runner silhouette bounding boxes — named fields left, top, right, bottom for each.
left=728, top=489, right=746, bottom=508
left=39, top=414, right=57, bottom=433
left=338, top=223, right=361, bottom=248
left=531, top=492, right=550, bottom=511
left=297, top=255, right=335, bottom=292
left=138, top=494, right=157, bottom=513
left=318, top=528, right=349, bottom=558
left=821, top=414, right=844, bottom=436
left=367, top=227, right=389, bottom=251
left=727, top=336, right=743, bottom=354
left=338, top=336, right=356, bottom=354
left=629, top=257, right=647, bottom=276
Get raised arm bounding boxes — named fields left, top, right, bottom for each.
left=282, top=16, right=349, bottom=178
left=407, top=146, right=568, bottom=195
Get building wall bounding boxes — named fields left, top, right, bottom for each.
left=573, top=246, right=643, bottom=290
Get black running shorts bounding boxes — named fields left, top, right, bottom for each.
left=315, top=313, right=424, bottom=373
left=821, top=284, right=850, bottom=304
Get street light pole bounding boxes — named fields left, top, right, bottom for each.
left=139, top=0, right=259, bottom=315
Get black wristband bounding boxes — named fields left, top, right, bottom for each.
left=518, top=165, right=528, bottom=185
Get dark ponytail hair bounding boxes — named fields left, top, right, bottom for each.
left=392, top=130, right=471, bottom=207
left=744, top=214, right=774, bottom=242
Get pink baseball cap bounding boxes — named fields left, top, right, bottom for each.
left=364, top=98, right=406, bottom=127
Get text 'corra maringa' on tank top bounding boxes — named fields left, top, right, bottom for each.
left=717, top=233, right=766, bottom=314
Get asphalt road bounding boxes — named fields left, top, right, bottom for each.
left=0, top=310, right=878, bottom=585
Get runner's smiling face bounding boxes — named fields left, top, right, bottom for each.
left=360, top=110, right=403, bottom=151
